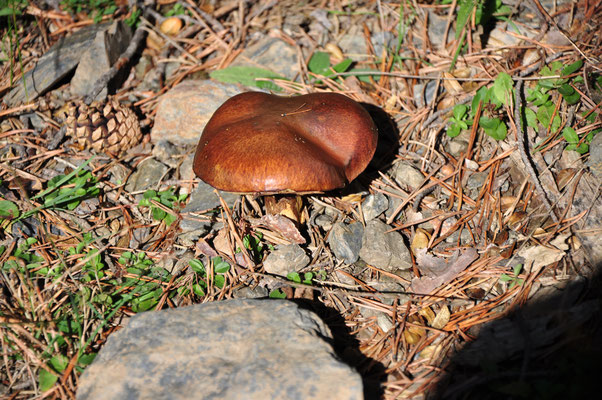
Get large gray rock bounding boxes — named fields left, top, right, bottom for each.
left=151, top=80, right=244, bottom=146
left=231, top=35, right=299, bottom=79
left=4, top=20, right=130, bottom=105
left=359, top=220, right=412, bottom=272
left=77, top=299, right=363, bottom=400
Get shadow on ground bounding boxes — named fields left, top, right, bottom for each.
left=428, top=262, right=602, bottom=400
left=293, top=299, right=387, bottom=399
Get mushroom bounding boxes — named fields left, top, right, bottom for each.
left=193, top=91, right=377, bottom=221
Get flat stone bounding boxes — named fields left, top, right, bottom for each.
left=151, top=80, right=244, bottom=146
left=182, top=179, right=239, bottom=213
left=4, top=21, right=129, bottom=105
left=124, top=158, right=169, bottom=193
left=263, top=244, right=310, bottom=277
left=231, top=35, right=299, bottom=79
left=328, top=221, right=364, bottom=264
left=446, top=138, right=469, bottom=159
left=362, top=193, right=388, bottom=221
left=587, top=128, right=602, bottom=180
left=70, top=20, right=132, bottom=100
left=178, top=180, right=240, bottom=245
left=359, top=220, right=412, bottom=271
left=76, top=299, right=363, bottom=400
left=391, top=162, right=425, bottom=190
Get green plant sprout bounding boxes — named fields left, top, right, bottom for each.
left=500, top=263, right=524, bottom=289
left=138, top=187, right=187, bottom=226
left=210, top=66, right=287, bottom=92
left=184, top=257, right=231, bottom=297
left=307, top=51, right=353, bottom=82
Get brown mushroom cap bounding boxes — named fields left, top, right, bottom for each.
left=193, top=92, right=378, bottom=194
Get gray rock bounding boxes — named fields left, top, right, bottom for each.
left=362, top=193, right=388, bottom=221
left=391, top=162, right=424, bottom=190
left=231, top=36, right=299, bottom=79
left=466, top=171, right=489, bottom=199
left=70, top=20, right=132, bottom=100
left=151, top=80, right=244, bottom=146
left=233, top=285, right=269, bottom=299
left=151, top=139, right=180, bottom=168
left=328, top=222, right=364, bottom=264
left=263, top=244, right=310, bottom=277
left=313, top=213, right=334, bottom=230
left=413, top=80, right=438, bottom=108
left=359, top=220, right=412, bottom=271
left=338, top=27, right=395, bottom=61
left=76, top=299, right=363, bottom=400
left=182, top=180, right=239, bottom=213
left=4, top=21, right=130, bottom=105
left=124, top=158, right=169, bottom=193
left=446, top=138, right=469, bottom=159
left=586, top=128, right=602, bottom=180
left=178, top=180, right=240, bottom=245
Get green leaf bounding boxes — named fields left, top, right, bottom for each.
left=143, top=190, right=157, bottom=199
left=492, top=72, right=513, bottom=105
left=525, top=107, right=538, bottom=129
left=559, top=84, right=580, bottom=105
left=453, top=104, right=469, bottom=120
left=561, top=59, right=583, bottom=76
left=214, top=261, right=230, bottom=274
left=152, top=207, right=166, bottom=221
left=562, top=127, right=579, bottom=143
left=212, top=257, right=230, bottom=273
left=308, top=51, right=331, bottom=75
left=331, top=58, right=352, bottom=74
left=512, top=264, right=523, bottom=276
left=479, top=117, right=507, bottom=140
left=0, top=200, right=19, bottom=219
left=163, top=213, right=177, bottom=226
left=49, top=354, right=69, bottom=373
left=499, top=274, right=512, bottom=282
left=471, top=87, right=488, bottom=113
left=287, top=272, right=301, bottom=283
left=189, top=259, right=205, bottom=274
left=269, top=288, right=287, bottom=299
left=192, top=283, right=205, bottom=297
left=210, top=66, right=285, bottom=92
left=456, top=0, right=476, bottom=40
left=447, top=124, right=462, bottom=138
left=536, top=103, right=561, bottom=131
left=39, top=369, right=58, bottom=392
left=213, top=274, right=225, bottom=288
left=78, top=353, right=97, bottom=367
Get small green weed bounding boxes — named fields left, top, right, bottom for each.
left=210, top=66, right=287, bottom=92
left=500, top=264, right=524, bottom=289
left=138, top=187, right=187, bottom=226
left=17, top=158, right=99, bottom=221
left=307, top=51, right=353, bottom=82
left=183, top=257, right=231, bottom=297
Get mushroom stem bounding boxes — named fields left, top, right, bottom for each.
left=263, top=195, right=305, bottom=224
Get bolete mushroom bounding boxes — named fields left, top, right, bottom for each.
left=193, top=91, right=377, bottom=194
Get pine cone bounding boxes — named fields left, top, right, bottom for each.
left=62, top=99, right=142, bottom=155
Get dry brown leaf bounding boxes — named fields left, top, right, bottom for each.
left=410, top=248, right=479, bottom=294
left=431, top=305, right=450, bottom=329
left=248, top=215, right=305, bottom=244
left=518, top=233, right=569, bottom=273
left=411, top=229, right=430, bottom=253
